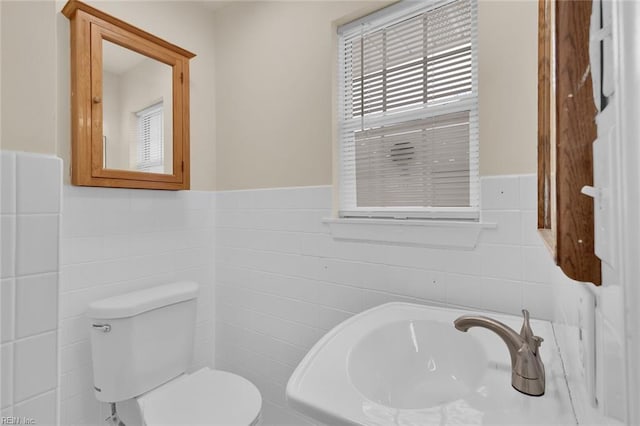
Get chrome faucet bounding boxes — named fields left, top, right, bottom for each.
left=454, top=309, right=545, bottom=396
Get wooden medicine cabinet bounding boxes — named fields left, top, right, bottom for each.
left=62, top=0, right=195, bottom=190
left=537, top=0, right=601, bottom=285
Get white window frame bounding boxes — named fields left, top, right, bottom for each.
left=337, top=0, right=479, bottom=221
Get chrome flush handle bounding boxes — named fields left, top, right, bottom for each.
left=92, top=323, right=111, bottom=333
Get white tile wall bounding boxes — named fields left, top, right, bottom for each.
left=14, top=333, right=58, bottom=402
left=1, top=216, right=16, bottom=279
left=1, top=279, right=14, bottom=343
left=596, top=263, right=628, bottom=422
left=16, top=215, right=59, bottom=275
left=214, top=174, right=559, bottom=425
left=16, top=154, right=61, bottom=214
left=552, top=268, right=601, bottom=423
left=0, top=151, right=61, bottom=426
left=552, top=241, right=628, bottom=423
left=2, top=151, right=622, bottom=426
left=59, top=185, right=216, bottom=426
left=15, top=274, right=58, bottom=338
left=14, top=391, right=57, bottom=426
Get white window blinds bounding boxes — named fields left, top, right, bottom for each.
left=136, top=102, right=164, bottom=173
left=338, top=0, right=478, bottom=220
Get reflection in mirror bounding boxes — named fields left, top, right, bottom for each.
left=102, top=40, right=173, bottom=174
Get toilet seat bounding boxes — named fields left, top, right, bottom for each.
left=137, top=367, right=262, bottom=426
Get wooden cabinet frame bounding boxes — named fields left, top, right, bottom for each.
left=62, top=0, right=195, bottom=190
left=538, top=0, right=601, bottom=285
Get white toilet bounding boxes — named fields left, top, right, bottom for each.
left=87, top=281, right=262, bottom=426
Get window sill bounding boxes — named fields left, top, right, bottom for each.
left=322, top=218, right=496, bottom=249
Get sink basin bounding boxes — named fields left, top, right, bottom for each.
left=286, top=302, right=575, bottom=426
left=348, top=320, right=487, bottom=409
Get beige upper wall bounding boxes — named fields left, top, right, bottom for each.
left=478, top=0, right=538, bottom=176
left=1, top=1, right=217, bottom=190
left=1, top=1, right=58, bottom=155
left=2, top=0, right=537, bottom=192
left=214, top=0, right=538, bottom=190
left=214, top=1, right=382, bottom=191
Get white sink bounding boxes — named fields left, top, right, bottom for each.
left=349, top=320, right=487, bottom=409
left=286, top=303, right=576, bottom=425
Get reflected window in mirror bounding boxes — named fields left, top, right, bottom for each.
left=101, top=38, right=173, bottom=175
left=136, top=102, right=165, bottom=173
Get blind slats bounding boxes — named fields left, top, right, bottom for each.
left=353, top=112, right=471, bottom=208
left=338, top=0, right=478, bottom=218
left=136, top=102, right=164, bottom=173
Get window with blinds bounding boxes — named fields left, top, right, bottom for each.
left=338, top=0, right=478, bottom=220
left=136, top=102, right=164, bottom=173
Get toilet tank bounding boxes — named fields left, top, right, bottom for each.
left=87, top=282, right=199, bottom=402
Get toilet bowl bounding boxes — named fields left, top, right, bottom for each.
left=87, top=282, right=262, bottom=426
left=137, top=368, right=261, bottom=426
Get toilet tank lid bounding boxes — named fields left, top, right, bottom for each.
left=87, top=281, right=199, bottom=319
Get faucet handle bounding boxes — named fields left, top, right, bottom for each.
left=520, top=309, right=544, bottom=352
left=520, top=309, right=534, bottom=341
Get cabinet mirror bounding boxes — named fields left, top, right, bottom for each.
left=62, top=0, right=195, bottom=190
